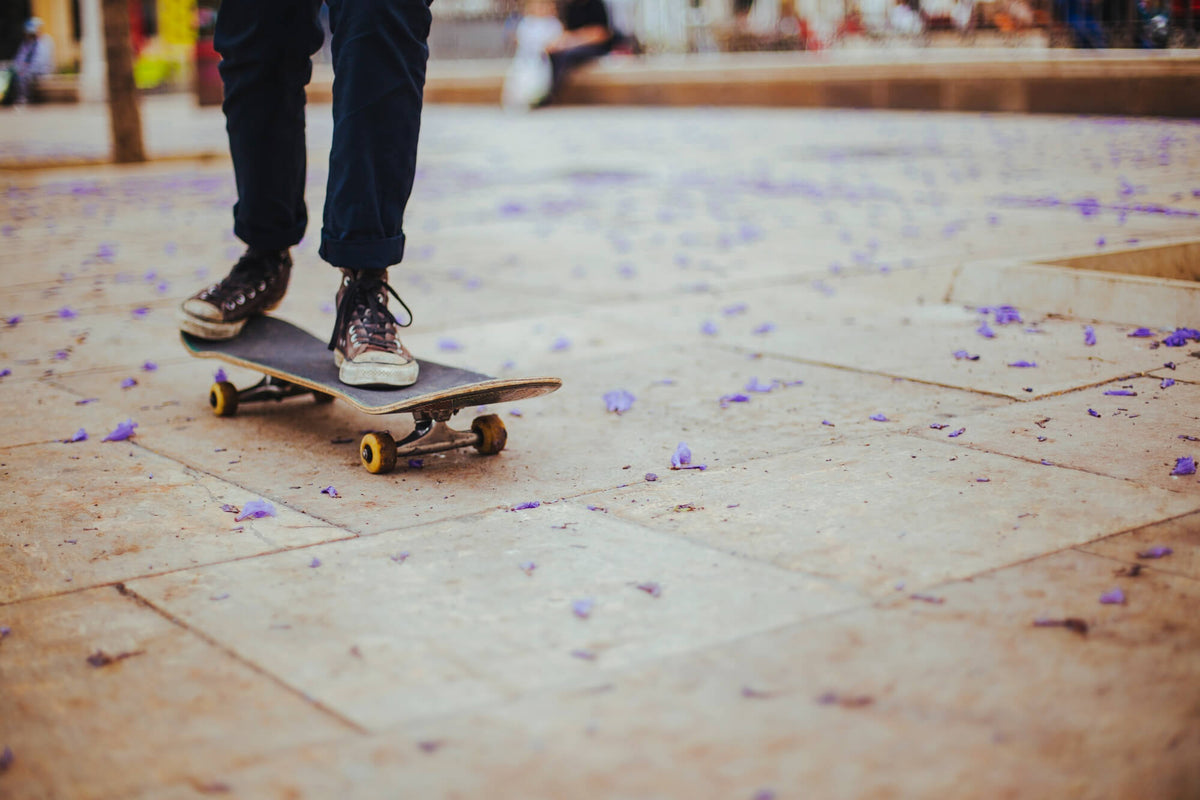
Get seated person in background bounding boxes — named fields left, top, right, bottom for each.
left=544, top=0, right=613, bottom=102
left=3, top=17, right=53, bottom=106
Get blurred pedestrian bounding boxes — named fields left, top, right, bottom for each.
left=3, top=17, right=54, bottom=107
left=543, top=0, right=614, bottom=103
left=179, top=0, right=432, bottom=388
left=502, top=0, right=563, bottom=109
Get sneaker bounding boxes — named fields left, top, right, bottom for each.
left=179, top=248, right=292, bottom=340
left=328, top=269, right=419, bottom=388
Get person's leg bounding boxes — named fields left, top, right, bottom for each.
left=547, top=42, right=609, bottom=101
left=217, top=0, right=324, bottom=251
left=323, top=0, right=433, bottom=387
left=320, top=0, right=433, bottom=270
left=178, top=0, right=325, bottom=340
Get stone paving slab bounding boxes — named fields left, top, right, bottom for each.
left=583, top=435, right=1200, bottom=595
left=45, top=342, right=1009, bottom=538
left=0, top=440, right=346, bottom=604
left=127, top=502, right=865, bottom=731
left=140, top=548, right=1200, bottom=799
left=1081, top=510, right=1200, bottom=583
left=0, top=586, right=353, bottom=800
left=909, top=374, right=1200, bottom=493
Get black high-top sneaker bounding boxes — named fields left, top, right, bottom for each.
left=328, top=269, right=419, bottom=387
left=179, top=248, right=292, bottom=340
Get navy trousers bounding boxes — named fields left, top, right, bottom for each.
left=215, top=0, right=432, bottom=271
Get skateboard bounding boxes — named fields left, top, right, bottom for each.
left=181, top=316, right=561, bottom=474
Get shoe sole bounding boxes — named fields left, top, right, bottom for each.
left=177, top=298, right=284, bottom=341
left=334, top=351, right=420, bottom=388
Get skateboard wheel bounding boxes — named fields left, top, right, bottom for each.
left=210, top=381, right=239, bottom=417
left=360, top=431, right=397, bottom=474
left=471, top=414, right=507, bottom=455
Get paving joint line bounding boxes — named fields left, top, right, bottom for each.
left=110, top=581, right=370, bottom=735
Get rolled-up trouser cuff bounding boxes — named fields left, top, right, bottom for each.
left=319, top=230, right=406, bottom=271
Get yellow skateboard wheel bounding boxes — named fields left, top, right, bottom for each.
left=471, top=414, right=507, bottom=455
left=360, top=431, right=397, bottom=474
left=210, top=381, right=238, bottom=417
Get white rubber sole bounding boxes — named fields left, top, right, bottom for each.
left=334, top=351, right=420, bottom=388
left=177, top=307, right=246, bottom=341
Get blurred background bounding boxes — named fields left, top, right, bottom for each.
left=0, top=0, right=1195, bottom=102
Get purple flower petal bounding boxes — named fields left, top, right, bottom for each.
left=1161, top=378, right=1176, bottom=389
left=930, top=423, right=949, bottom=430
left=990, top=305, right=1023, bottom=325
left=953, top=350, right=980, bottom=361
left=570, top=649, right=597, bottom=660
left=976, top=321, right=995, bottom=339
left=320, top=486, right=339, bottom=498
left=1136, top=546, right=1173, bottom=559
left=752, top=322, right=776, bottom=335
left=391, top=551, right=410, bottom=563
left=603, top=389, right=635, bottom=414
left=511, top=501, right=541, bottom=511
left=120, top=377, right=138, bottom=389
left=700, top=320, right=719, bottom=336
left=572, top=598, right=595, bottom=619
left=1171, top=456, right=1196, bottom=476
left=5, top=315, right=20, bottom=327
left=1128, top=327, right=1155, bottom=338
left=948, top=428, right=966, bottom=438
left=822, top=420, right=835, bottom=427
left=1007, top=360, right=1037, bottom=368
left=407, top=458, right=424, bottom=469
left=744, top=376, right=775, bottom=393
left=0, top=626, right=10, bottom=639
left=550, top=336, right=571, bottom=352
left=671, top=442, right=693, bottom=468
left=1088, top=409, right=1101, bottom=418
left=719, top=393, right=750, bottom=407
left=519, top=561, right=536, bottom=575
left=437, top=337, right=463, bottom=352
left=102, top=419, right=138, bottom=442
left=57, top=307, right=78, bottom=319
left=234, top=498, right=276, bottom=521
left=142, top=361, right=157, bottom=372
left=722, top=303, right=748, bottom=316
left=1164, top=361, right=1177, bottom=370
left=65, top=428, right=88, bottom=443
left=1099, top=588, right=1126, bottom=605
left=1104, top=389, right=1137, bottom=396
left=308, top=557, right=322, bottom=568
left=214, top=368, right=228, bottom=383
left=869, top=413, right=888, bottom=422
left=1083, top=325, right=1097, bottom=346
left=0, top=369, right=10, bottom=379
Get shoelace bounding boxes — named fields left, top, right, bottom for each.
left=203, top=250, right=283, bottom=307
left=327, top=273, right=413, bottom=352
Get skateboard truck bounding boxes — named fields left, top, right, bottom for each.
left=360, top=409, right=507, bottom=474
left=210, top=376, right=333, bottom=414
left=209, top=377, right=507, bottom=474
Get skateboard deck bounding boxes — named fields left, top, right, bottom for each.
left=181, top=315, right=561, bottom=473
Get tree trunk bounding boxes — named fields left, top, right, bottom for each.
left=101, top=0, right=145, bottom=163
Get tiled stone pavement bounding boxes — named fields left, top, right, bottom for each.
left=2, top=99, right=1200, bottom=798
